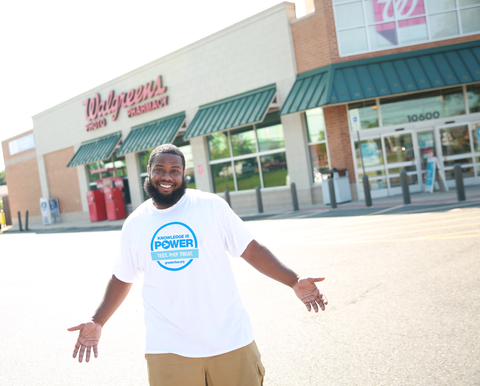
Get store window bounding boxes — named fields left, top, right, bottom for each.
left=348, top=87, right=468, bottom=130
left=380, top=87, right=465, bottom=126
left=440, top=125, right=471, bottom=156
left=467, top=84, right=480, bottom=113
left=333, top=0, right=480, bottom=56
left=348, top=100, right=379, bottom=131
left=86, top=154, right=131, bottom=204
left=231, top=126, right=256, bottom=156
left=210, top=161, right=235, bottom=192
left=138, top=138, right=195, bottom=200
left=208, top=132, right=231, bottom=160
left=208, top=112, right=288, bottom=193
left=305, top=108, right=330, bottom=183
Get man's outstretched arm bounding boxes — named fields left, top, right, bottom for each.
left=67, top=275, right=132, bottom=363
left=241, top=239, right=328, bottom=312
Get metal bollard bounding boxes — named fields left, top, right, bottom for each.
left=224, top=190, right=231, bottom=207
left=17, top=211, right=23, bottom=232
left=400, top=170, right=411, bottom=205
left=363, top=174, right=372, bottom=207
left=25, top=210, right=29, bottom=231
left=255, top=186, right=263, bottom=213
left=328, top=177, right=337, bottom=209
left=454, top=164, right=466, bottom=201
left=290, top=182, right=299, bottom=211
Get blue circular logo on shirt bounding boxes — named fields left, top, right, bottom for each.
left=150, top=222, right=199, bottom=271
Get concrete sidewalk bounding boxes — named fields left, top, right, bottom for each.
left=238, top=184, right=480, bottom=220
left=2, top=184, right=480, bottom=233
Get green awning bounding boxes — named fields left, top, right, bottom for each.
left=116, top=112, right=185, bottom=156
left=184, top=84, right=276, bottom=139
left=280, top=40, right=480, bottom=115
left=67, top=132, right=122, bottom=167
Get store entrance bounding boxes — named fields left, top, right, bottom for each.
left=436, top=122, right=479, bottom=186
left=355, top=120, right=480, bottom=199
left=381, top=131, right=420, bottom=196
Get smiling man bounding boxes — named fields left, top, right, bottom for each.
left=143, top=149, right=187, bottom=208
left=69, top=144, right=327, bottom=386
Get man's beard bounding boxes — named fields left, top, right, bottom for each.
left=144, top=176, right=187, bottom=208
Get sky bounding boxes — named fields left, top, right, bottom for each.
left=0, top=0, right=306, bottom=172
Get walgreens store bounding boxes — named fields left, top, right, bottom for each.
left=25, top=3, right=319, bottom=225
left=5, top=1, right=480, bottom=226
left=283, top=0, right=480, bottom=201
left=283, top=41, right=480, bottom=199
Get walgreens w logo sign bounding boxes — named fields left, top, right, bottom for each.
left=373, top=0, right=426, bottom=43
left=374, top=0, right=425, bottom=22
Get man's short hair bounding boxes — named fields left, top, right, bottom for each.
left=148, top=144, right=186, bottom=170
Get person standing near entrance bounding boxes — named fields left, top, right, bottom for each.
left=68, top=144, right=327, bottom=386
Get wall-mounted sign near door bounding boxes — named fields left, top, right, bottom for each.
left=82, top=76, right=168, bottom=132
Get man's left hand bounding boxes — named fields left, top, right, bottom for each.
left=292, top=277, right=328, bottom=312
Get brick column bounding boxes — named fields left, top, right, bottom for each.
left=323, top=105, right=356, bottom=184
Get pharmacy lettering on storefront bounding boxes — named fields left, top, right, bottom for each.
left=82, top=76, right=168, bottom=131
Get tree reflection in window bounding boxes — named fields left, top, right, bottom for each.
left=230, top=126, right=256, bottom=156
left=208, top=132, right=231, bottom=160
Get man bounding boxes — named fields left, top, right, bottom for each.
left=69, top=144, right=327, bottom=386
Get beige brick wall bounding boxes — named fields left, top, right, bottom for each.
left=2, top=130, right=43, bottom=220
left=291, top=1, right=338, bottom=74
left=44, top=147, right=83, bottom=213
left=291, top=0, right=480, bottom=74
left=4, top=157, right=43, bottom=216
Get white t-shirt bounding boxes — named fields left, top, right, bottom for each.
left=113, top=189, right=255, bottom=357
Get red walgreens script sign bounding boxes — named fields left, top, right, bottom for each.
left=83, top=76, right=168, bottom=131
left=373, top=0, right=425, bottom=44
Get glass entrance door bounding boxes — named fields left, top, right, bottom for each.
left=436, top=123, right=476, bottom=186
left=354, top=135, right=388, bottom=199
left=416, top=130, right=436, bottom=185
left=472, top=122, right=480, bottom=180
left=381, top=132, right=421, bottom=195
left=353, top=121, right=480, bottom=199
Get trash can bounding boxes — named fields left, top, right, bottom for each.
left=320, top=168, right=352, bottom=204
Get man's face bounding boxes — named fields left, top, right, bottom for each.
left=146, top=153, right=187, bottom=209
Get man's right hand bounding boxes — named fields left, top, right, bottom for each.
left=68, top=321, right=102, bottom=363
left=67, top=275, right=132, bottom=363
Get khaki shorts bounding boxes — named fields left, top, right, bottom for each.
left=145, top=340, right=265, bottom=386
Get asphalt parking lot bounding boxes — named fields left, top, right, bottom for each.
left=1, top=201, right=479, bottom=385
